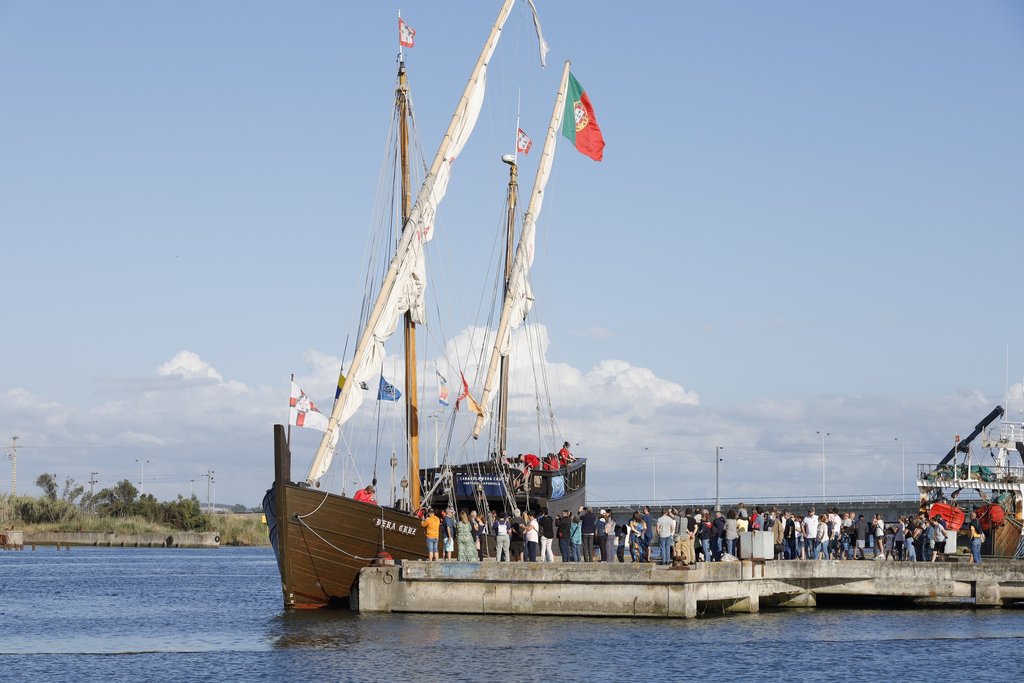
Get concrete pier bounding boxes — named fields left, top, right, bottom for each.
left=23, top=531, right=220, bottom=548
left=1, top=530, right=24, bottom=549
left=355, top=559, right=1024, bottom=617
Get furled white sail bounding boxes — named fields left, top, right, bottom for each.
left=306, top=0, right=517, bottom=485
left=472, top=61, right=571, bottom=438
left=403, top=65, right=489, bottom=324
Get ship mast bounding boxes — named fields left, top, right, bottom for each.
left=472, top=61, right=571, bottom=442
left=398, top=60, right=420, bottom=511
left=304, top=0, right=518, bottom=486
left=496, top=155, right=518, bottom=460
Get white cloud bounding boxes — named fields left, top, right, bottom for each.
left=0, top=340, right=1020, bottom=510
left=157, top=351, right=224, bottom=382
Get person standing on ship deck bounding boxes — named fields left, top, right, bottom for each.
left=557, top=441, right=575, bottom=467
left=353, top=485, right=377, bottom=505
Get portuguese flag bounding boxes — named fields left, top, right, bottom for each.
left=562, top=72, right=605, bottom=161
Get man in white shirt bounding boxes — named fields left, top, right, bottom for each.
left=656, top=509, right=676, bottom=565
left=802, top=510, right=819, bottom=560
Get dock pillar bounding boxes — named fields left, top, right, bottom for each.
left=975, top=581, right=1002, bottom=608
left=668, top=585, right=698, bottom=618
left=771, top=591, right=817, bottom=608
left=724, top=586, right=760, bottom=614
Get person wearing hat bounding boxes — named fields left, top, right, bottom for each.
left=600, top=510, right=616, bottom=562
left=353, top=485, right=377, bottom=505
left=595, top=509, right=608, bottom=561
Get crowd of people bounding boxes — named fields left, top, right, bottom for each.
left=417, top=502, right=989, bottom=565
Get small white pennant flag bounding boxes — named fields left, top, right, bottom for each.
left=526, top=0, right=549, bottom=68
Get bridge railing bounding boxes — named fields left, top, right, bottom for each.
left=599, top=493, right=922, bottom=511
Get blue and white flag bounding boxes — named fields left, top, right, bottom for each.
left=378, top=375, right=402, bottom=401
left=437, top=371, right=450, bottom=407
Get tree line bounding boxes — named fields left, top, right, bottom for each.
left=7, top=473, right=211, bottom=531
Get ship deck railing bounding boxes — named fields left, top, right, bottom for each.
left=917, top=463, right=1024, bottom=489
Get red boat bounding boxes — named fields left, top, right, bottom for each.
left=976, top=503, right=1005, bottom=531
left=928, top=502, right=965, bottom=530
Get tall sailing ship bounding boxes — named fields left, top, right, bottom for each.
left=264, top=1, right=596, bottom=609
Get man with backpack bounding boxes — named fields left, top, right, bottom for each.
left=493, top=513, right=511, bottom=562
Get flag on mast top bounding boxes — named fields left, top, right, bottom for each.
left=399, top=16, right=416, bottom=48
left=516, top=128, right=532, bottom=155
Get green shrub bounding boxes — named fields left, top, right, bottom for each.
left=209, top=514, right=270, bottom=546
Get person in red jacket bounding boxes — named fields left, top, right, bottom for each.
left=557, top=441, right=576, bottom=467
left=353, top=485, right=377, bottom=505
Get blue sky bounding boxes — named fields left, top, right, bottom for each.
left=2, top=1, right=1023, bottom=507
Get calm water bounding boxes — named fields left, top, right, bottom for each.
left=1, top=546, right=1022, bottom=681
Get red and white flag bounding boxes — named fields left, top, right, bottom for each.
left=399, top=18, right=416, bottom=48
left=516, top=128, right=532, bottom=155
left=456, top=371, right=483, bottom=416
left=289, top=381, right=329, bottom=431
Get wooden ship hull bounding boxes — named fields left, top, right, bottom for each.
left=264, top=425, right=427, bottom=608
left=264, top=425, right=589, bottom=608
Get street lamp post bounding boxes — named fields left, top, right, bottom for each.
left=715, top=446, right=724, bottom=512
left=895, top=437, right=905, bottom=495
left=8, top=436, right=18, bottom=497
left=204, top=469, right=215, bottom=512
left=645, top=447, right=656, bottom=506
left=816, top=431, right=829, bottom=501
left=135, top=459, right=150, bottom=496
